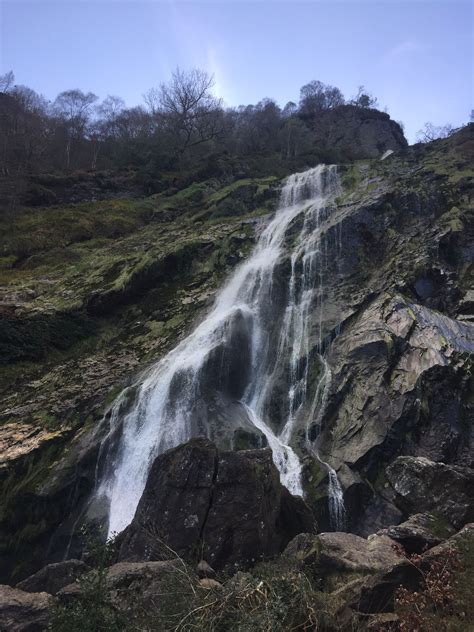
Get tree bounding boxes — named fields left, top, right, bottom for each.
left=298, top=80, right=344, bottom=120
left=416, top=122, right=454, bottom=143
left=97, top=95, right=125, bottom=135
left=54, top=89, right=98, bottom=167
left=350, top=85, right=378, bottom=109
left=0, top=70, right=15, bottom=93
left=145, top=68, right=223, bottom=157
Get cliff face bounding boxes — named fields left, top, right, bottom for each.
left=0, top=125, right=472, bottom=584
left=311, top=104, right=408, bottom=160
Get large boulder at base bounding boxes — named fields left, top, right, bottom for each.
left=118, top=438, right=315, bottom=569
left=16, top=559, right=89, bottom=596
left=283, top=531, right=404, bottom=573
left=378, top=512, right=455, bottom=554
left=0, top=585, right=51, bottom=631
left=386, top=457, right=474, bottom=528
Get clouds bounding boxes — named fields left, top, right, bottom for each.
left=384, top=39, right=425, bottom=62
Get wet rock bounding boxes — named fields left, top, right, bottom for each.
left=386, top=457, right=474, bottom=528
left=378, top=512, right=455, bottom=554
left=0, top=585, right=51, bottom=631
left=16, top=560, right=90, bottom=596
left=118, top=438, right=314, bottom=569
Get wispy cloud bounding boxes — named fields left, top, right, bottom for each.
left=384, top=40, right=425, bottom=61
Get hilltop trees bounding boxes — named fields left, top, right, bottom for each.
left=0, top=67, right=400, bottom=182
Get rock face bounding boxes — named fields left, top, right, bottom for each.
left=1, top=126, right=472, bottom=582
left=118, top=438, right=315, bottom=569
left=0, top=585, right=51, bottom=631
left=386, top=457, right=474, bottom=528
left=312, top=105, right=408, bottom=160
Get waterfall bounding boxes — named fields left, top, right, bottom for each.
left=95, top=165, right=346, bottom=537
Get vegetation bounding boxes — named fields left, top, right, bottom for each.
left=0, top=67, right=395, bottom=203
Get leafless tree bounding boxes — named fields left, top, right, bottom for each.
left=416, top=122, right=454, bottom=143
left=0, top=70, right=15, bottom=93
left=145, top=68, right=223, bottom=156
left=350, top=85, right=378, bottom=109
left=54, top=89, right=98, bottom=167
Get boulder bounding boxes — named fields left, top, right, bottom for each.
left=346, top=561, right=421, bottom=614
left=196, top=560, right=216, bottom=579
left=16, top=559, right=89, bottom=596
left=0, top=585, right=51, bottom=631
left=378, top=513, right=455, bottom=554
left=421, top=522, right=474, bottom=568
left=118, top=438, right=315, bottom=569
left=105, top=561, right=182, bottom=608
left=386, top=457, right=474, bottom=528
left=284, top=531, right=404, bottom=573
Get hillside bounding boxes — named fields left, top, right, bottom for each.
left=0, top=124, right=472, bottom=631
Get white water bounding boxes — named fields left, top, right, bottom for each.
left=96, top=165, right=346, bottom=537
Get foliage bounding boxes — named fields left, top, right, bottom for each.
left=393, top=548, right=473, bottom=632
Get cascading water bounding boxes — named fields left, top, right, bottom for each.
left=95, top=164, right=346, bottom=537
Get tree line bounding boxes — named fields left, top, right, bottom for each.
left=0, top=67, right=383, bottom=183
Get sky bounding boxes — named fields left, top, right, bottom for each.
left=0, top=0, right=472, bottom=143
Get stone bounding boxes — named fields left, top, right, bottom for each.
left=16, top=559, right=90, bottom=596
left=196, top=560, right=216, bottom=579
left=118, top=438, right=315, bottom=569
left=421, top=522, right=474, bottom=568
left=284, top=531, right=404, bottom=573
left=0, top=585, right=51, bottom=631
left=378, top=512, right=455, bottom=554
left=199, top=578, right=223, bottom=590
left=386, top=457, right=474, bottom=528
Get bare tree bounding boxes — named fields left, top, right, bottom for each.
left=145, top=68, right=223, bottom=156
left=54, top=89, right=98, bottom=167
left=350, top=85, right=378, bottom=109
left=416, top=122, right=454, bottom=143
left=0, top=71, right=15, bottom=93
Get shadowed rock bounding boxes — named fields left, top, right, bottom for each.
left=386, top=456, right=474, bottom=528
left=118, top=438, right=315, bottom=569
left=15, top=560, right=89, bottom=596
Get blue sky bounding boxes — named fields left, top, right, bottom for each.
left=1, top=0, right=472, bottom=142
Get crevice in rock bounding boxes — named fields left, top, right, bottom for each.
left=199, top=449, right=219, bottom=552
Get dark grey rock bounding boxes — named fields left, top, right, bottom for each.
left=386, top=457, right=474, bottom=528
left=118, top=438, right=315, bottom=569
left=16, top=560, right=90, bottom=596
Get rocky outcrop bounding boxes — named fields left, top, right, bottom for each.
left=386, top=457, right=474, bottom=528
left=118, top=438, right=314, bottom=569
left=0, top=585, right=51, bottom=631
left=311, top=105, right=407, bottom=159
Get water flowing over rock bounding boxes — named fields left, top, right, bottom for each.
left=94, top=165, right=344, bottom=537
